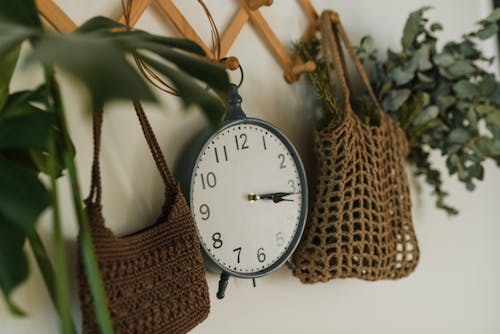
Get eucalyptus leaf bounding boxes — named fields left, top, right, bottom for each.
left=402, top=6, right=432, bottom=50
left=0, top=220, right=28, bottom=316
left=436, top=95, right=457, bottom=111
left=447, top=128, right=471, bottom=145
left=478, top=74, right=496, bottom=96
left=477, top=23, right=498, bottom=40
left=413, top=105, right=439, bottom=127
left=433, top=53, right=454, bottom=67
left=430, top=22, right=443, bottom=32
left=413, top=43, right=433, bottom=71
left=453, top=80, right=478, bottom=99
left=417, top=72, right=433, bottom=83
left=485, top=8, right=500, bottom=23
left=391, top=66, right=414, bottom=85
left=382, top=89, right=411, bottom=111
left=486, top=109, right=500, bottom=128
left=448, top=60, right=476, bottom=78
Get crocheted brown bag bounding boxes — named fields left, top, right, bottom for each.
left=78, top=102, right=209, bottom=333
left=293, top=11, right=419, bottom=283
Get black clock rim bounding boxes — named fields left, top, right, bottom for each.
left=189, top=117, right=309, bottom=279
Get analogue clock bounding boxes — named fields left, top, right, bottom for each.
left=176, top=84, right=308, bottom=298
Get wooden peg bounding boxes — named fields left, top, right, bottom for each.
left=284, top=60, right=316, bottom=83
left=246, top=0, right=274, bottom=11
left=220, top=57, right=240, bottom=71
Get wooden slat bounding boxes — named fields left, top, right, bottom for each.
left=155, top=0, right=212, bottom=56
left=220, top=8, right=249, bottom=57
left=298, top=0, right=318, bottom=22
left=117, top=0, right=153, bottom=26
left=35, top=0, right=76, bottom=33
left=245, top=7, right=293, bottom=69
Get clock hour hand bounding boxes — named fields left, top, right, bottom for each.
left=248, top=192, right=294, bottom=203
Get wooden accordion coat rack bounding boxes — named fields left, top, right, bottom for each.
left=35, top=0, right=318, bottom=83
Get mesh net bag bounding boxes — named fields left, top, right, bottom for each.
left=78, top=103, right=210, bottom=333
left=293, top=11, right=419, bottom=283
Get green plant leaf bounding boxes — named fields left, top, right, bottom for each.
left=478, top=74, right=496, bottom=96
left=75, top=16, right=127, bottom=33
left=417, top=72, right=433, bottom=83
left=0, top=157, right=50, bottom=233
left=0, top=47, right=20, bottom=110
left=0, top=0, right=41, bottom=28
left=413, top=43, right=433, bottom=71
left=0, top=22, right=37, bottom=61
left=76, top=16, right=206, bottom=56
left=382, top=89, right=411, bottom=111
left=402, top=6, right=432, bottom=50
left=485, top=8, right=500, bottom=23
left=433, top=52, right=455, bottom=67
left=29, top=35, right=155, bottom=104
left=447, top=128, right=471, bottom=145
left=413, top=105, right=439, bottom=127
left=104, top=30, right=206, bottom=56
left=430, top=22, right=443, bottom=32
left=0, top=112, right=55, bottom=150
left=448, top=60, right=476, bottom=78
left=1, top=86, right=48, bottom=117
left=453, top=80, right=479, bottom=99
left=391, top=66, right=414, bottom=85
left=0, top=219, right=29, bottom=316
left=133, top=43, right=229, bottom=91
left=477, top=23, right=498, bottom=40
left=142, top=55, right=227, bottom=127
left=436, top=95, right=456, bottom=111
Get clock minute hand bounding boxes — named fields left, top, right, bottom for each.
left=248, top=192, right=294, bottom=203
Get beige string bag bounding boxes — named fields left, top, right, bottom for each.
left=293, top=11, right=419, bottom=283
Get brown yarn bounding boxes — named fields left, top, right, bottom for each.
left=78, top=103, right=209, bottom=333
left=292, top=11, right=419, bottom=283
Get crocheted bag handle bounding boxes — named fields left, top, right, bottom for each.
left=320, top=10, right=383, bottom=114
left=87, top=102, right=177, bottom=209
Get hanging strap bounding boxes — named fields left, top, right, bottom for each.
left=87, top=102, right=177, bottom=209
left=320, top=10, right=383, bottom=112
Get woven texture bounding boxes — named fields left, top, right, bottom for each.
left=292, top=11, right=419, bottom=283
left=78, top=103, right=209, bottom=333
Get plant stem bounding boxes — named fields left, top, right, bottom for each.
left=27, top=231, right=56, bottom=306
left=46, top=69, right=114, bottom=334
left=48, top=138, right=77, bottom=334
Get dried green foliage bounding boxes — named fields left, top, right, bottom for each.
left=295, top=39, right=341, bottom=129
left=298, top=7, right=500, bottom=215
left=356, top=7, right=500, bottom=215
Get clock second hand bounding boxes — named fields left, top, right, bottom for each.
left=247, top=192, right=295, bottom=203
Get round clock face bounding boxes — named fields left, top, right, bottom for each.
left=190, top=119, right=307, bottom=277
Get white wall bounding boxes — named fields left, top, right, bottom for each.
left=1, top=1, right=500, bottom=333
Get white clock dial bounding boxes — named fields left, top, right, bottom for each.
left=191, top=121, right=305, bottom=275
